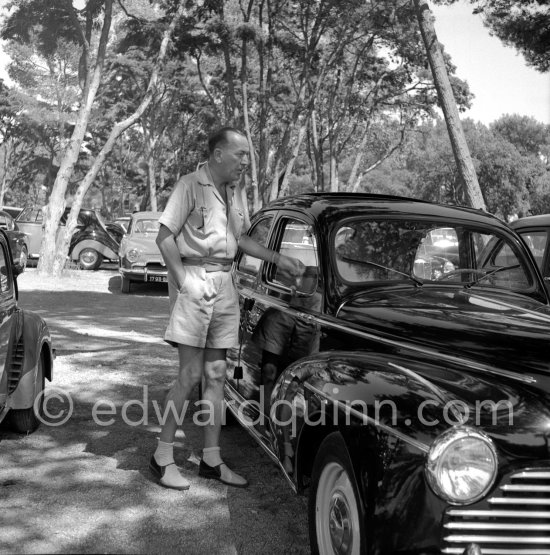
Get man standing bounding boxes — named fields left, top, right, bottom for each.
left=151, top=127, right=304, bottom=490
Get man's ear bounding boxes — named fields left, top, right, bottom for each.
left=214, top=147, right=224, bottom=163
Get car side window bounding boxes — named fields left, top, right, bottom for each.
left=269, top=218, right=319, bottom=295
left=519, top=231, right=547, bottom=271
left=237, top=216, right=273, bottom=275
left=0, top=244, right=12, bottom=294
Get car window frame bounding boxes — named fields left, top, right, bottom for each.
left=516, top=226, right=550, bottom=278
left=0, top=238, right=14, bottom=299
left=262, top=212, right=321, bottom=298
left=234, top=214, right=275, bottom=279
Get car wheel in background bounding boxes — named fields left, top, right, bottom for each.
left=9, top=354, right=45, bottom=434
left=309, top=432, right=366, bottom=555
left=78, top=247, right=103, bottom=270
left=121, top=275, right=131, bottom=293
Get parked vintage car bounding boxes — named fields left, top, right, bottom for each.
left=224, top=193, right=550, bottom=555
left=0, top=210, right=29, bottom=272
left=510, top=214, right=550, bottom=284
left=1, top=206, right=24, bottom=219
left=118, top=211, right=167, bottom=293
left=0, top=230, right=53, bottom=433
left=15, top=206, right=120, bottom=270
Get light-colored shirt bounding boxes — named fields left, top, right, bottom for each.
left=159, top=162, right=251, bottom=260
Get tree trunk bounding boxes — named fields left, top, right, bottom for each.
left=279, top=120, right=308, bottom=197
left=329, top=150, right=339, bottom=193
left=413, top=0, right=486, bottom=210
left=347, top=127, right=370, bottom=191
left=53, top=1, right=184, bottom=275
left=39, top=0, right=114, bottom=276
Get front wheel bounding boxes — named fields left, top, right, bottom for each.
left=78, top=248, right=103, bottom=270
left=9, top=354, right=45, bottom=434
left=309, top=432, right=366, bottom=555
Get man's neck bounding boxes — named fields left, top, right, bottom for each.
left=206, top=161, right=227, bottom=189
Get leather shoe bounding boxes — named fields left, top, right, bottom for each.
left=149, top=455, right=190, bottom=490
left=198, top=459, right=249, bottom=488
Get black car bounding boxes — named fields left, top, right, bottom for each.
left=0, top=230, right=53, bottom=433
left=224, top=193, right=550, bottom=555
left=16, top=206, right=120, bottom=270
left=0, top=210, right=29, bottom=271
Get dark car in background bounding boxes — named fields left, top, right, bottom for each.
left=118, top=211, right=166, bottom=293
left=0, top=229, right=53, bottom=433
left=511, top=214, right=550, bottom=285
left=225, top=193, right=550, bottom=555
left=16, top=206, right=120, bottom=270
left=0, top=210, right=29, bottom=272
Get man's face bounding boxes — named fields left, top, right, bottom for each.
left=215, top=133, right=250, bottom=183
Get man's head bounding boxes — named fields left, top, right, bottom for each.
left=208, top=127, right=250, bottom=184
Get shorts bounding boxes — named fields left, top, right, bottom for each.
left=164, top=266, right=239, bottom=349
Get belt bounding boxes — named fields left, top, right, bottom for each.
left=181, top=257, right=233, bottom=272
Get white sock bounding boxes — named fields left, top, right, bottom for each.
left=203, top=446, right=223, bottom=467
left=154, top=440, right=175, bottom=466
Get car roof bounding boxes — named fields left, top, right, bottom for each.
left=131, top=211, right=162, bottom=219
left=261, top=193, right=507, bottom=228
left=511, top=214, right=550, bottom=228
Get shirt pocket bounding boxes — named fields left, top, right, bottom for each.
left=229, top=206, right=244, bottom=239
left=188, top=205, right=208, bottom=238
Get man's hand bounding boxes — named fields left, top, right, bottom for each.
left=277, top=254, right=305, bottom=278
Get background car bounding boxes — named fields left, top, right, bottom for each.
left=511, top=214, right=550, bottom=285
left=15, top=206, right=120, bottom=270
left=0, top=210, right=29, bottom=272
left=118, top=211, right=166, bottom=293
left=225, top=193, right=550, bottom=555
left=1, top=206, right=24, bottom=219
left=0, top=229, right=53, bottom=433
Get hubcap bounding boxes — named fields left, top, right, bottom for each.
left=81, top=250, right=98, bottom=265
left=316, top=462, right=360, bottom=555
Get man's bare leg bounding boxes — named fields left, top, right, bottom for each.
left=151, top=344, right=204, bottom=490
left=199, top=347, right=248, bottom=487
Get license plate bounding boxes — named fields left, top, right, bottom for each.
left=148, top=275, right=167, bottom=283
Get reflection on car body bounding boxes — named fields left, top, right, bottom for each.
left=224, top=193, right=550, bottom=555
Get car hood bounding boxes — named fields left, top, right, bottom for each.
left=338, top=286, right=550, bottom=378
left=122, top=235, right=161, bottom=256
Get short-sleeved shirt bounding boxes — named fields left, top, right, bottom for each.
left=159, top=163, right=251, bottom=260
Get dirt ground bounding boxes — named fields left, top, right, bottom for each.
left=0, top=267, right=309, bottom=554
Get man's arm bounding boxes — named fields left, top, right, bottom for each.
left=156, top=224, right=187, bottom=290
left=238, top=234, right=305, bottom=276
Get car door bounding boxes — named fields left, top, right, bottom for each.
left=516, top=227, right=550, bottom=285
left=228, top=213, right=322, bottom=445
left=15, top=207, right=43, bottom=256
left=0, top=237, right=17, bottom=410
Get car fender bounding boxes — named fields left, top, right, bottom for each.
left=71, top=239, right=117, bottom=261
left=9, top=311, right=53, bottom=410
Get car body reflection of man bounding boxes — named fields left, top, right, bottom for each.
left=251, top=266, right=321, bottom=472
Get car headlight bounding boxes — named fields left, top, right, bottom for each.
left=125, top=248, right=140, bottom=263
left=425, top=427, right=497, bottom=505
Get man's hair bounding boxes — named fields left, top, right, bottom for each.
left=208, top=127, right=246, bottom=154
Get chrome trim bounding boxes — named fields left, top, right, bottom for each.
left=443, top=550, right=550, bottom=555
left=445, top=523, right=550, bottom=531
left=488, top=498, right=550, bottom=505
left=304, top=381, right=430, bottom=453
left=324, top=312, right=537, bottom=384
left=514, top=471, right=550, bottom=479
left=502, top=484, right=550, bottom=493
left=448, top=509, right=550, bottom=519
left=445, top=535, right=550, bottom=544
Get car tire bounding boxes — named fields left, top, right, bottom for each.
left=8, top=354, right=45, bottom=434
left=308, top=432, right=367, bottom=555
left=78, top=247, right=103, bottom=270
left=121, top=275, right=131, bottom=293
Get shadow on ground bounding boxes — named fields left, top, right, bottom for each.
left=0, top=283, right=309, bottom=554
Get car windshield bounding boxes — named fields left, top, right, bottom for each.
left=133, top=218, right=160, bottom=234
left=333, top=218, right=535, bottom=293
